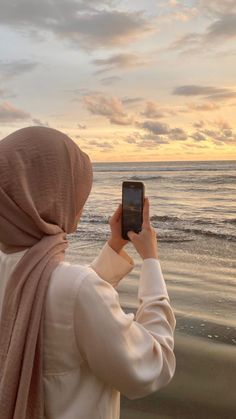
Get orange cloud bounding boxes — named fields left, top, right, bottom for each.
left=0, top=102, right=30, bottom=122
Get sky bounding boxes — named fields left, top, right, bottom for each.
left=0, top=0, right=236, bottom=162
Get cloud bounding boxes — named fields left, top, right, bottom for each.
left=31, top=118, right=49, bottom=127
left=124, top=132, right=168, bottom=148
left=137, top=121, right=188, bottom=141
left=191, top=118, right=236, bottom=145
left=122, top=97, right=144, bottom=106
left=57, top=11, right=153, bottom=49
left=83, top=94, right=133, bottom=125
left=135, top=120, right=188, bottom=146
left=0, top=102, right=30, bottom=122
left=202, top=128, right=236, bottom=144
left=204, top=91, right=236, bottom=101
left=124, top=116, right=234, bottom=149
left=72, top=88, right=103, bottom=100
left=193, top=120, right=205, bottom=128
left=184, top=142, right=208, bottom=149
left=173, top=85, right=236, bottom=101
left=190, top=132, right=207, bottom=142
left=169, top=127, right=188, bottom=141
left=0, top=1, right=113, bottom=25
left=187, top=102, right=220, bottom=111
left=173, top=85, right=225, bottom=96
left=0, top=59, right=39, bottom=79
left=168, top=2, right=236, bottom=55
left=77, top=123, right=87, bottom=129
left=170, top=12, right=236, bottom=56
left=169, top=34, right=201, bottom=55
left=124, top=131, right=169, bottom=148
left=205, top=14, right=236, bottom=41
left=170, top=32, right=202, bottom=51
left=159, top=2, right=198, bottom=23
left=137, top=135, right=169, bottom=148
left=141, top=101, right=177, bottom=118
left=138, top=120, right=170, bottom=135
left=87, top=139, right=113, bottom=150
left=100, top=76, right=121, bottom=86
left=214, top=117, right=232, bottom=131
left=141, top=101, right=166, bottom=118
left=0, top=2, right=154, bottom=50
left=198, top=1, right=236, bottom=16
left=125, top=132, right=142, bottom=144
left=93, top=53, right=152, bottom=73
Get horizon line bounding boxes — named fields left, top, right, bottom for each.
left=92, top=159, right=236, bottom=164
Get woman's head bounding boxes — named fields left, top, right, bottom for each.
left=0, top=126, right=93, bottom=252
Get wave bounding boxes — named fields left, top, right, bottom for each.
left=160, top=175, right=236, bottom=186
left=151, top=215, right=215, bottom=225
left=158, top=236, right=194, bottom=243
left=199, top=175, right=236, bottom=184
left=150, top=215, right=236, bottom=241
left=126, top=175, right=164, bottom=181
left=151, top=215, right=180, bottom=222
left=81, top=214, right=107, bottom=224
left=178, top=227, right=236, bottom=241
left=151, top=214, right=233, bottom=225
left=223, top=218, right=236, bottom=225
left=79, top=213, right=236, bottom=241
left=158, top=227, right=236, bottom=242
left=93, top=164, right=236, bottom=173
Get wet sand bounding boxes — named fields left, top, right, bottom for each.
left=120, top=333, right=236, bottom=419
left=119, top=238, right=236, bottom=418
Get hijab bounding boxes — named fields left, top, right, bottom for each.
left=0, top=126, right=93, bottom=418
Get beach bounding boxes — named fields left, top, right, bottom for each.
left=65, top=161, right=236, bottom=418
left=119, top=237, right=236, bottom=419
left=120, top=334, right=236, bottom=419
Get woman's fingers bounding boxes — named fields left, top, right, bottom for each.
left=142, top=197, right=151, bottom=229
left=109, top=203, right=122, bottom=224
left=109, top=198, right=151, bottom=229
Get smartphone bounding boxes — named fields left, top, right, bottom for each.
left=122, top=181, right=145, bottom=240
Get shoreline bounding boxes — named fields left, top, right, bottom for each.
left=122, top=305, right=236, bottom=346
left=121, top=333, right=236, bottom=419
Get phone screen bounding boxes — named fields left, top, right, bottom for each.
left=122, top=182, right=144, bottom=240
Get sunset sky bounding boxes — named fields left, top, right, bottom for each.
left=0, top=0, right=236, bottom=161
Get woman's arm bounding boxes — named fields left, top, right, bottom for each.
left=73, top=260, right=175, bottom=400
left=88, top=203, right=134, bottom=286
left=88, top=241, right=134, bottom=287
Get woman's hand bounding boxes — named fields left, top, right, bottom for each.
left=107, top=204, right=129, bottom=253
left=127, top=197, right=158, bottom=260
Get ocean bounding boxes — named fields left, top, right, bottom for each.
left=76, top=160, right=236, bottom=243
left=65, top=160, right=236, bottom=418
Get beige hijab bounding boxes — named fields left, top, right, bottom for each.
left=0, top=126, right=93, bottom=418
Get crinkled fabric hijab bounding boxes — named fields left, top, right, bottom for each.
left=0, top=126, right=93, bottom=418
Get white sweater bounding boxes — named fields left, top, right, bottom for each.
left=0, top=242, right=176, bottom=419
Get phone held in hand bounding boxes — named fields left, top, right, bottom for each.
left=121, top=181, right=145, bottom=240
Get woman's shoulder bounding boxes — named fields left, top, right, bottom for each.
left=54, top=260, right=92, bottom=278
left=47, top=261, right=94, bottom=304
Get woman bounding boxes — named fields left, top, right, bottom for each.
left=0, top=126, right=176, bottom=419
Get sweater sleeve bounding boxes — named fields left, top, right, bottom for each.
left=73, top=259, right=176, bottom=400
left=88, top=242, right=134, bottom=287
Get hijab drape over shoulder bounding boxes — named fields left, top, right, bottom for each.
left=0, top=126, right=93, bottom=418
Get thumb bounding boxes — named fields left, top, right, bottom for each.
left=127, top=231, right=137, bottom=241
